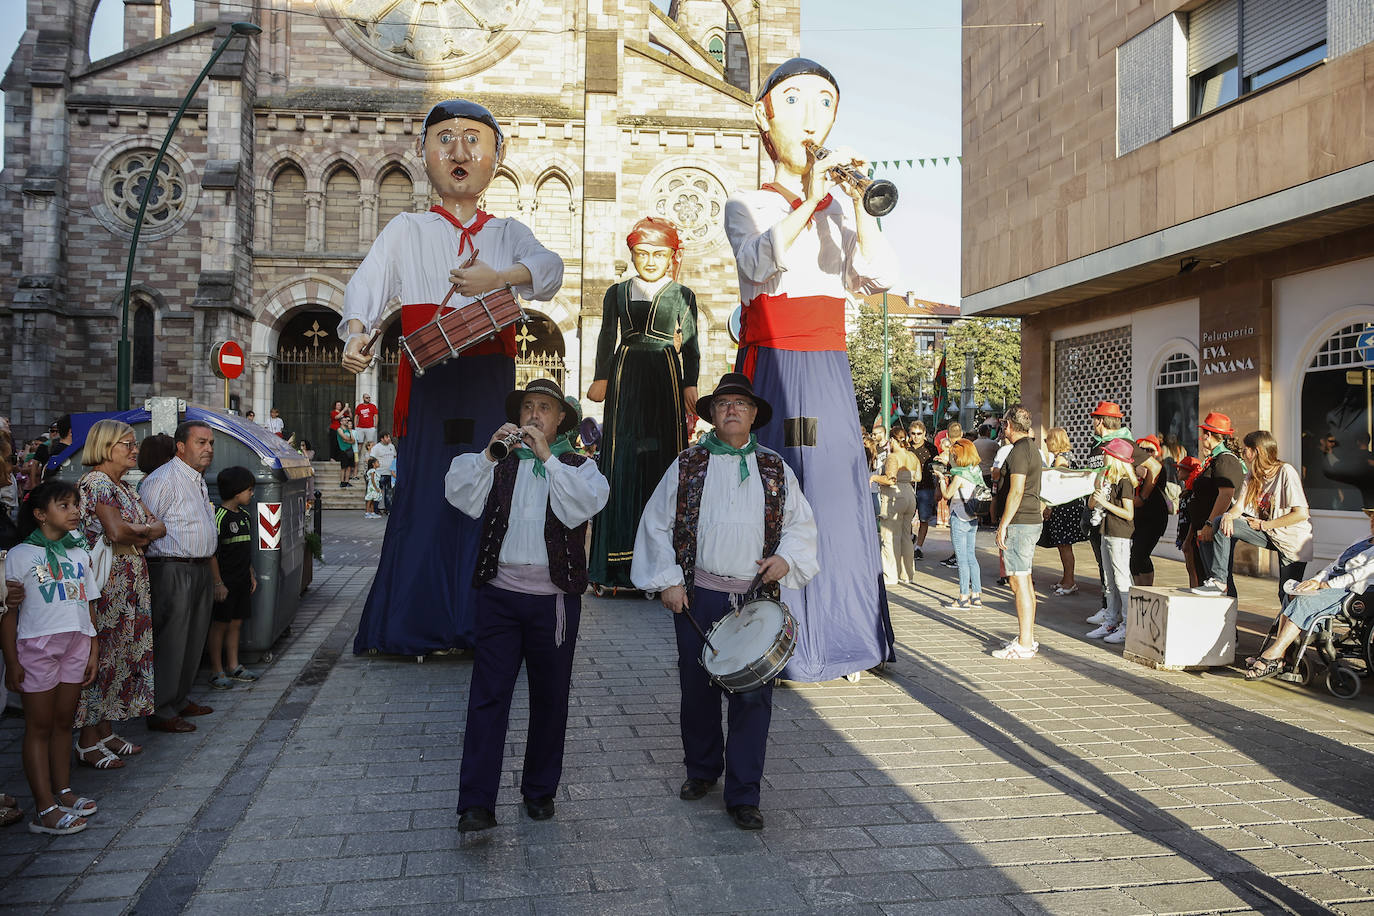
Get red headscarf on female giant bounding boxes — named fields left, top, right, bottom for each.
left=625, top=217, right=683, bottom=281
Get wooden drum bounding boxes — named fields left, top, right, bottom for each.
left=400, top=286, right=522, bottom=376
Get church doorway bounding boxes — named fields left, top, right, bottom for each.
left=514, top=311, right=567, bottom=389
left=274, top=308, right=355, bottom=454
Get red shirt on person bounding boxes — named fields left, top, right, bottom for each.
left=354, top=401, right=379, bottom=430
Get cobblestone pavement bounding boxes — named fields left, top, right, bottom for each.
left=3, top=513, right=1374, bottom=914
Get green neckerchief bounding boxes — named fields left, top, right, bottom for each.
left=514, top=435, right=575, bottom=479
left=702, top=431, right=758, bottom=482
left=949, top=465, right=985, bottom=488
left=1092, top=426, right=1133, bottom=447
left=1207, top=441, right=1248, bottom=475
left=24, top=528, right=88, bottom=580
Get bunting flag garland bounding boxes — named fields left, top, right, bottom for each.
left=870, top=156, right=962, bottom=171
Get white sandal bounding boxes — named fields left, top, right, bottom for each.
left=75, top=740, right=124, bottom=770
left=29, top=804, right=87, bottom=835
left=99, top=733, right=142, bottom=756
left=56, top=788, right=96, bottom=816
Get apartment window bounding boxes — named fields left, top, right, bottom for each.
left=1187, top=0, right=1326, bottom=119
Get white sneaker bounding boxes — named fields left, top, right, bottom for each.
left=1104, top=623, right=1128, bottom=644
left=1188, top=579, right=1226, bottom=596
left=1085, top=623, right=1115, bottom=639
left=1085, top=610, right=1107, bottom=625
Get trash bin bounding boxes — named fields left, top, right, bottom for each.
left=49, top=403, right=315, bottom=660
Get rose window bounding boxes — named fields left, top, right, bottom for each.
left=103, top=150, right=188, bottom=229
left=647, top=168, right=727, bottom=249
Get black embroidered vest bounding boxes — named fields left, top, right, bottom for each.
left=474, top=452, right=591, bottom=595
left=671, top=444, right=786, bottom=598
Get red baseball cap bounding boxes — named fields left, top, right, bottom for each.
left=1090, top=400, right=1124, bottom=419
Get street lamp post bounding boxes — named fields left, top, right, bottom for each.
left=116, top=21, right=261, bottom=410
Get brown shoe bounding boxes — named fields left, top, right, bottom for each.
left=179, top=702, right=213, bottom=717
left=147, top=716, right=196, bottom=733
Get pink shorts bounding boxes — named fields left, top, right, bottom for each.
left=16, top=631, right=90, bottom=693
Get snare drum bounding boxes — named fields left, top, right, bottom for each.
left=400, top=286, right=522, bottom=375
left=701, top=597, right=798, bottom=693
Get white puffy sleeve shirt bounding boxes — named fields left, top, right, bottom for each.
left=723, top=189, right=899, bottom=302
left=338, top=211, right=565, bottom=336
left=631, top=452, right=819, bottom=592
left=443, top=453, right=609, bottom=568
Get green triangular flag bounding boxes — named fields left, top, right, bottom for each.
left=906, top=159, right=913, bottom=168
left=943, top=157, right=950, bottom=165
left=957, top=156, right=963, bottom=163
left=918, top=158, right=925, bottom=167
left=893, top=160, right=900, bottom=170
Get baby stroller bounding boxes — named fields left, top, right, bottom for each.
left=1264, top=589, right=1374, bottom=699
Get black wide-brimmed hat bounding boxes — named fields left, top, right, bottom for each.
left=505, top=378, right=577, bottom=434
left=696, top=373, right=773, bottom=430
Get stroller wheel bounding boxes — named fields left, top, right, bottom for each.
left=1326, top=665, right=1361, bottom=699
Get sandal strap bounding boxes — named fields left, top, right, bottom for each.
left=37, top=804, right=59, bottom=817
left=75, top=741, right=122, bottom=768
left=99, top=734, right=136, bottom=754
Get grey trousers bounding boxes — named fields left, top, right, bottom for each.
left=149, top=560, right=214, bottom=720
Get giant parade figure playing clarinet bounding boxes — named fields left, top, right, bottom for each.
left=725, top=59, right=897, bottom=681
left=340, top=100, right=565, bottom=656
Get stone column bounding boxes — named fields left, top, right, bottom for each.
left=304, top=191, right=324, bottom=252
left=359, top=194, right=377, bottom=249
left=251, top=355, right=272, bottom=422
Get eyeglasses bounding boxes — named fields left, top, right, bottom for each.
left=115, top=439, right=138, bottom=450
left=716, top=399, right=755, bottom=411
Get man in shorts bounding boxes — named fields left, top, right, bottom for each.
left=992, top=405, right=1043, bottom=659
left=907, top=422, right=937, bottom=559
left=353, top=394, right=379, bottom=452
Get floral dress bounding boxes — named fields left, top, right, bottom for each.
left=76, top=471, right=155, bottom=725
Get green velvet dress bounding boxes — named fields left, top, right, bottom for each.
left=589, top=279, right=699, bottom=589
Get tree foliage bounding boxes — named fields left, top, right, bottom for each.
left=847, top=308, right=1022, bottom=425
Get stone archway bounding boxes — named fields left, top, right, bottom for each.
left=273, top=307, right=356, bottom=454
left=514, top=309, right=568, bottom=389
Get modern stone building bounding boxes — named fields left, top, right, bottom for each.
left=962, top=0, right=1374, bottom=559
left=0, top=0, right=801, bottom=447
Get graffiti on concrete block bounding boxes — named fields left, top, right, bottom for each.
left=1130, top=591, right=1164, bottom=655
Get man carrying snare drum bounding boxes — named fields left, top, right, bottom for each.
left=631, top=373, right=818, bottom=830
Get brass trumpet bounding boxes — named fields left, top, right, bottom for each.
left=488, top=429, right=526, bottom=461
left=804, top=141, right=899, bottom=217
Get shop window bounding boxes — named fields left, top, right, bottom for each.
left=1155, top=351, right=1199, bottom=457
left=1300, top=321, right=1374, bottom=512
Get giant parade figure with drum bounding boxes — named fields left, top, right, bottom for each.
left=586, top=217, right=700, bottom=596
left=724, top=58, right=899, bottom=682
left=340, top=99, right=564, bottom=656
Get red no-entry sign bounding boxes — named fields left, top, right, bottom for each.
left=212, top=340, right=245, bottom=380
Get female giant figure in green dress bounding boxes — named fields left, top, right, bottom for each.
left=587, top=218, right=699, bottom=593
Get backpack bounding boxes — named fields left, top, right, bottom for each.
left=959, top=479, right=994, bottom=518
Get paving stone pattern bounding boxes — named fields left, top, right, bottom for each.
left=3, top=513, right=1374, bottom=914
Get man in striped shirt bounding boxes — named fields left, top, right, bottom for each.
left=140, top=421, right=218, bottom=733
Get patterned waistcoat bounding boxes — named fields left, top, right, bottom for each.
left=474, top=452, right=591, bottom=595
left=671, top=444, right=786, bottom=598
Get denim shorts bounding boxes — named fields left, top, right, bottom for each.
left=915, top=488, right=937, bottom=523
left=1003, top=523, right=1043, bottom=575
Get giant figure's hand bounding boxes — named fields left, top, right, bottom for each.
left=341, top=334, right=373, bottom=374
left=682, top=386, right=698, bottom=415
left=449, top=259, right=503, bottom=298
left=586, top=380, right=607, bottom=403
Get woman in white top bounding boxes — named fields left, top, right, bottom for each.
left=1196, top=430, right=1312, bottom=606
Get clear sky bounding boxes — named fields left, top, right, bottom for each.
left=0, top=0, right=962, bottom=304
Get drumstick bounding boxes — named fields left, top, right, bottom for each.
left=679, top=605, right=719, bottom=656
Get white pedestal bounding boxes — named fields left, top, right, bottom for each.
left=1123, top=586, right=1237, bottom=670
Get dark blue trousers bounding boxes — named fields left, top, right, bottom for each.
left=457, top=585, right=581, bottom=812
left=674, top=586, right=774, bottom=808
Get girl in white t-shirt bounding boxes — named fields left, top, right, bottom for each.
left=1, top=481, right=100, bottom=835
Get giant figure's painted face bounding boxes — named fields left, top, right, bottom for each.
left=419, top=117, right=500, bottom=205
left=754, top=74, right=838, bottom=171
left=631, top=244, right=674, bottom=283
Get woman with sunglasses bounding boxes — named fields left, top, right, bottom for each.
left=73, top=420, right=165, bottom=769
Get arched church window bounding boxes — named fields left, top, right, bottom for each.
left=1155, top=351, right=1198, bottom=458
left=1301, top=320, right=1374, bottom=512
left=271, top=164, right=308, bottom=250
left=376, top=167, right=414, bottom=230
left=324, top=165, right=361, bottom=251
left=482, top=171, right=520, bottom=219
left=132, top=303, right=155, bottom=384
left=707, top=35, right=724, bottom=64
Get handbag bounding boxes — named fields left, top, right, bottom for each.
left=88, top=535, right=113, bottom=593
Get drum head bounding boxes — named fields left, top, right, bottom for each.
left=703, top=599, right=785, bottom=677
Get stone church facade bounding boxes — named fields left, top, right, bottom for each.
left=0, top=0, right=800, bottom=443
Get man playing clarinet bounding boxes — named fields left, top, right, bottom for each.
left=725, top=58, right=898, bottom=682
left=339, top=100, right=564, bottom=657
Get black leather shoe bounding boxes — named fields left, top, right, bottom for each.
left=727, top=804, right=764, bottom=830
left=457, top=807, right=496, bottom=832
left=679, top=777, right=715, bottom=801
left=522, top=796, right=555, bottom=820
